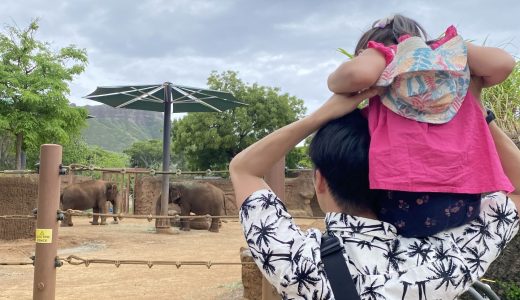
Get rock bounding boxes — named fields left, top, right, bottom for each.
left=240, top=247, right=262, bottom=300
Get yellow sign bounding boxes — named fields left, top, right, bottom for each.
left=35, top=229, right=52, bottom=243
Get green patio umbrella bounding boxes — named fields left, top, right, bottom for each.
left=84, top=82, right=244, bottom=231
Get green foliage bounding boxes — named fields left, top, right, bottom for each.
left=82, top=108, right=163, bottom=152
left=172, top=70, right=306, bottom=170
left=482, top=62, right=520, bottom=134
left=287, top=136, right=314, bottom=169
left=0, top=130, right=15, bottom=169
left=23, top=137, right=129, bottom=171
left=497, top=281, right=520, bottom=300
left=88, top=146, right=129, bottom=168
left=123, top=139, right=187, bottom=170
left=337, top=47, right=354, bottom=59
left=61, top=138, right=92, bottom=166
left=123, top=139, right=164, bottom=169
left=0, top=19, right=88, bottom=169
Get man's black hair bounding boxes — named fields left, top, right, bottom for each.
left=309, top=109, right=377, bottom=213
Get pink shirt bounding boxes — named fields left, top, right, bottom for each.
left=364, top=92, right=513, bottom=193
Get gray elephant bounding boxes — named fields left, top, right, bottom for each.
left=156, top=182, right=227, bottom=232
left=60, top=180, right=120, bottom=226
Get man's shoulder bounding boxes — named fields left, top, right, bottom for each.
left=435, top=192, right=519, bottom=277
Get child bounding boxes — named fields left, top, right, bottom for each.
left=328, top=14, right=515, bottom=237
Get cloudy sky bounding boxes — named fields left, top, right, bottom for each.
left=1, top=0, right=518, bottom=113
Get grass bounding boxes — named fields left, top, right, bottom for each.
left=481, top=62, right=520, bottom=135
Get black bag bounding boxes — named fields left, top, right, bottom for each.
left=320, top=233, right=361, bottom=300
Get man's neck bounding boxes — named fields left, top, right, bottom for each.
left=322, top=196, right=379, bottom=220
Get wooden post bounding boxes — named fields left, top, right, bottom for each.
left=33, top=144, right=62, bottom=300
left=262, top=157, right=285, bottom=300
left=120, top=173, right=127, bottom=213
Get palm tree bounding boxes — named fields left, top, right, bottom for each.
left=465, top=246, right=488, bottom=274
left=488, top=201, right=516, bottom=233
left=255, top=247, right=294, bottom=276
left=251, top=216, right=294, bottom=247
left=400, top=281, right=413, bottom=300
left=344, top=238, right=386, bottom=251
left=432, top=243, right=467, bottom=267
left=290, top=260, right=321, bottom=296
left=416, top=280, right=428, bottom=300
left=312, top=284, right=332, bottom=300
left=239, top=200, right=256, bottom=221
left=258, top=192, right=281, bottom=209
left=360, top=278, right=386, bottom=300
left=407, top=241, right=433, bottom=266
left=461, top=216, right=493, bottom=250
left=428, top=260, right=459, bottom=291
left=456, top=265, right=472, bottom=289
left=258, top=247, right=277, bottom=275
left=383, top=240, right=407, bottom=272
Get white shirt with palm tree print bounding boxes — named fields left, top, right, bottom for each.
left=240, top=190, right=519, bottom=300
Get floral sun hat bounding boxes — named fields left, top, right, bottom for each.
left=369, top=26, right=470, bottom=124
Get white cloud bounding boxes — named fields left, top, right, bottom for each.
left=1, top=0, right=519, bottom=114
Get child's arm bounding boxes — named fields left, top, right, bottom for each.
left=467, top=43, right=516, bottom=88
left=327, top=48, right=386, bottom=94
left=488, top=121, right=520, bottom=209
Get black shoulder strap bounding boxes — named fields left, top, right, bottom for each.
left=320, top=234, right=361, bottom=300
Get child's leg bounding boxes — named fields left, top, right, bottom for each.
left=377, top=191, right=481, bottom=238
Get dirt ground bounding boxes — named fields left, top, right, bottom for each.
left=0, top=216, right=319, bottom=300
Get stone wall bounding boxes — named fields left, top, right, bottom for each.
left=133, top=170, right=318, bottom=217
left=0, top=175, right=38, bottom=240
left=0, top=174, right=92, bottom=240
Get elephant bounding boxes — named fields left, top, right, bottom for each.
left=60, top=180, right=120, bottom=226
left=156, top=182, right=227, bottom=232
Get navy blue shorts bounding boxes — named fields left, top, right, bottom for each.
left=377, top=191, right=481, bottom=238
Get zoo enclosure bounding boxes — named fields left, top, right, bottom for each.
left=0, top=147, right=501, bottom=300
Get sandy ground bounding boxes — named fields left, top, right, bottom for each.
left=0, top=216, right=320, bottom=300
left=0, top=217, right=250, bottom=300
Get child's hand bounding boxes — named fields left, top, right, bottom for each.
left=314, top=88, right=380, bottom=122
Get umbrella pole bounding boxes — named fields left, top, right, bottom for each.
left=156, top=83, right=173, bottom=233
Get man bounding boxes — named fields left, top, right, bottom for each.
left=229, top=90, right=520, bottom=299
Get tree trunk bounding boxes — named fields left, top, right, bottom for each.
left=21, top=151, right=26, bottom=170
left=15, top=133, right=23, bottom=170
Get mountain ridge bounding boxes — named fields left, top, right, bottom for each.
left=81, top=104, right=164, bottom=152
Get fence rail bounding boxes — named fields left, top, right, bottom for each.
left=0, top=211, right=323, bottom=221
left=0, top=164, right=312, bottom=176
left=1, top=255, right=256, bottom=269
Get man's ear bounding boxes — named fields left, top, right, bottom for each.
left=314, top=169, right=328, bottom=195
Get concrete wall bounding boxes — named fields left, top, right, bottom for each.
left=0, top=174, right=91, bottom=240
left=133, top=170, right=319, bottom=217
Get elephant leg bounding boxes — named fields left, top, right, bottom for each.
left=111, top=202, right=119, bottom=224
left=91, top=207, right=100, bottom=225
left=209, top=217, right=219, bottom=233
left=99, top=202, right=108, bottom=225
left=180, top=206, right=191, bottom=231
left=180, top=218, right=190, bottom=231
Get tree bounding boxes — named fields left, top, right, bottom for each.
left=123, top=139, right=187, bottom=170
left=124, top=139, right=164, bottom=169
left=287, top=136, right=314, bottom=170
left=0, top=130, right=15, bottom=169
left=87, top=146, right=129, bottom=168
left=172, top=71, right=306, bottom=170
left=0, top=20, right=88, bottom=169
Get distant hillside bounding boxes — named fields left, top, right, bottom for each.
left=82, top=105, right=164, bottom=152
